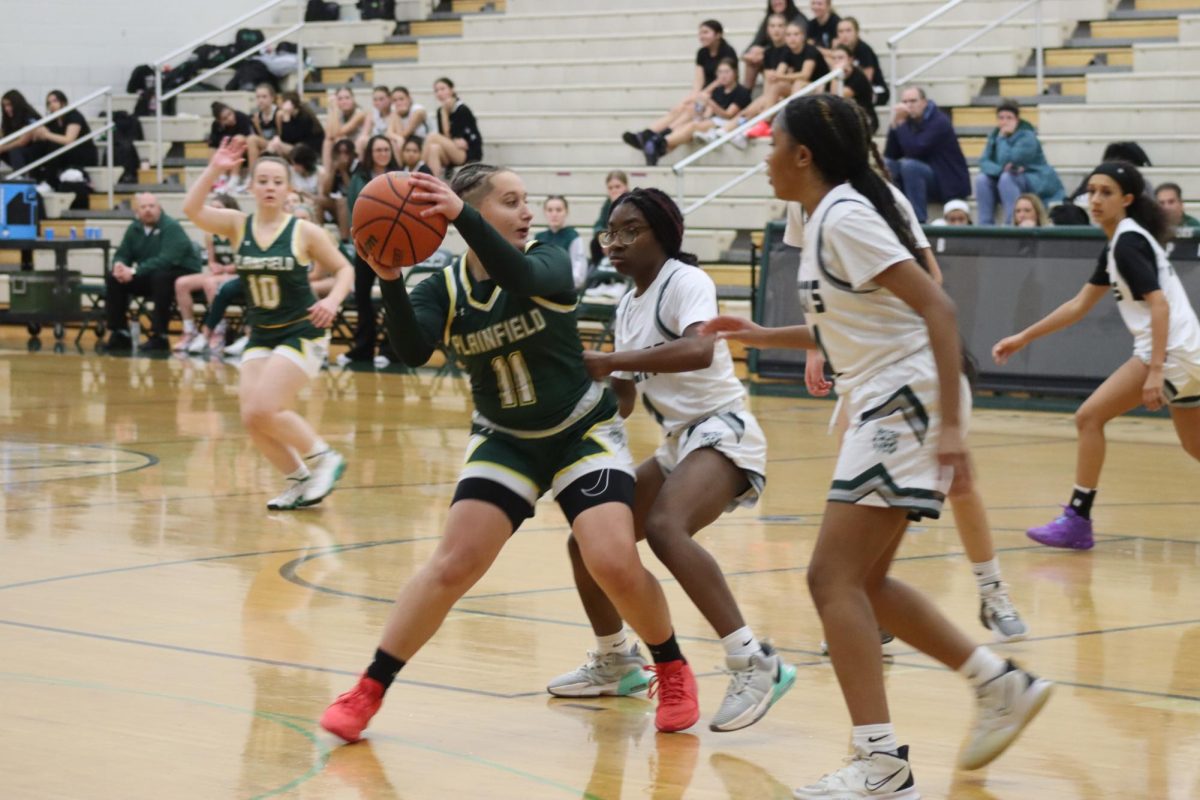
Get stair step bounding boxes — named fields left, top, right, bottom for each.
left=953, top=106, right=1041, bottom=127
left=451, top=0, right=506, bottom=12
left=1090, top=18, right=1179, bottom=38
left=999, top=75, right=1088, bottom=96
left=320, top=65, right=375, bottom=85
left=1131, top=0, right=1200, bottom=12
left=410, top=18, right=463, bottom=36
left=366, top=42, right=420, bottom=60
left=1045, top=46, right=1133, bottom=67
left=184, top=142, right=210, bottom=159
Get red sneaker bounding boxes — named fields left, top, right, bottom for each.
left=320, top=674, right=385, bottom=742
left=648, top=660, right=699, bottom=732
left=746, top=120, right=773, bottom=139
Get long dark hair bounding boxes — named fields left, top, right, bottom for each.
left=280, top=91, right=319, bottom=125
left=356, top=135, right=400, bottom=178
left=611, top=187, right=699, bottom=266
left=2, top=89, right=40, bottom=135
left=752, top=0, right=804, bottom=44
left=1092, top=161, right=1171, bottom=244
left=781, top=94, right=922, bottom=262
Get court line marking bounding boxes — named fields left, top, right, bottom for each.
left=0, top=443, right=159, bottom=487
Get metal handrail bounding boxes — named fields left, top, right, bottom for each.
left=683, top=162, right=765, bottom=217
left=672, top=68, right=844, bottom=205
left=1, top=86, right=115, bottom=209
left=150, top=0, right=304, bottom=181
left=888, top=0, right=1043, bottom=103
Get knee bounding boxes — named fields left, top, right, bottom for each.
left=805, top=557, right=847, bottom=610
left=974, top=172, right=992, bottom=193
left=1074, top=405, right=1105, bottom=433
left=643, top=512, right=686, bottom=563
left=582, top=548, right=641, bottom=597
left=428, top=545, right=489, bottom=592
left=240, top=397, right=277, bottom=431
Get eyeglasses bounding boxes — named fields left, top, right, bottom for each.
left=598, top=226, right=644, bottom=248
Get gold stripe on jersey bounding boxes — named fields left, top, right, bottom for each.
left=249, top=214, right=294, bottom=253
left=460, top=256, right=501, bottom=311
left=442, top=265, right=457, bottom=345
left=257, top=314, right=312, bottom=330
left=289, top=216, right=312, bottom=268
left=531, top=296, right=578, bottom=314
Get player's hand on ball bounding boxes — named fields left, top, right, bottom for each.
left=308, top=297, right=339, bottom=328
left=938, top=424, right=973, bottom=497
left=991, top=334, right=1026, bottom=365
left=406, top=172, right=464, bottom=221
left=357, top=241, right=405, bottom=282
left=582, top=349, right=613, bottom=380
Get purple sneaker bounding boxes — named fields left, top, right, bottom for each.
left=1027, top=506, right=1094, bottom=549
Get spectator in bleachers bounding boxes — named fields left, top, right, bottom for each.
left=647, top=59, right=750, bottom=159
left=245, top=84, right=280, bottom=172
left=291, top=203, right=337, bottom=300
left=590, top=170, right=629, bottom=264
left=289, top=143, right=322, bottom=198
left=831, top=45, right=877, bottom=132
left=621, top=20, right=737, bottom=163
left=28, top=90, right=98, bottom=186
left=883, top=87, right=970, bottom=223
left=104, top=192, right=203, bottom=352
left=316, top=137, right=356, bottom=242
left=342, top=135, right=401, bottom=364
left=0, top=90, right=40, bottom=170
left=399, top=136, right=432, bottom=175
left=806, top=0, right=841, bottom=56
left=535, top=195, right=589, bottom=289
left=929, top=198, right=972, bottom=226
left=355, top=85, right=392, bottom=158
left=424, top=77, right=482, bottom=178
left=208, top=102, right=253, bottom=193
left=325, top=86, right=368, bottom=158
left=975, top=99, right=1063, bottom=225
left=388, top=87, right=429, bottom=150
left=742, top=0, right=807, bottom=89
left=269, top=92, right=325, bottom=158
left=1014, top=193, right=1048, bottom=228
left=175, top=195, right=240, bottom=353
left=1155, top=182, right=1200, bottom=230
left=836, top=17, right=887, bottom=106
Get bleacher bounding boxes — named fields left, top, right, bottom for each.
left=7, top=0, right=1200, bottom=342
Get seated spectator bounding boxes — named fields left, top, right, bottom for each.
left=27, top=90, right=98, bottom=188
left=343, top=136, right=401, bottom=364
left=268, top=91, right=324, bottom=158
left=424, top=77, right=482, bottom=178
left=648, top=60, right=751, bottom=161
left=883, top=86, right=971, bottom=222
left=807, top=0, right=841, bottom=58
left=324, top=86, right=368, bottom=160
left=316, top=137, right=356, bottom=241
left=1067, top=141, right=1152, bottom=203
left=0, top=90, right=40, bottom=170
left=399, top=136, right=432, bottom=175
left=245, top=84, right=280, bottom=172
left=292, top=203, right=338, bottom=300
left=1013, top=193, right=1048, bottom=228
left=387, top=86, right=428, bottom=151
left=176, top=195, right=240, bottom=353
left=929, top=198, right=972, bottom=226
left=742, top=0, right=806, bottom=89
left=831, top=45, right=877, bottom=132
left=591, top=170, right=629, bottom=264
left=1155, top=182, right=1200, bottom=230
left=836, top=17, right=887, bottom=105
left=621, top=20, right=737, bottom=163
left=355, top=85, right=392, bottom=157
left=535, top=195, right=589, bottom=289
left=289, top=143, right=322, bottom=198
left=207, top=102, right=253, bottom=192
left=104, top=192, right=203, bottom=352
left=975, top=99, right=1063, bottom=225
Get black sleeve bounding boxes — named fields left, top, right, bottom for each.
left=1088, top=246, right=1111, bottom=286
left=1113, top=232, right=1162, bottom=299
left=733, top=86, right=753, bottom=110
left=454, top=204, right=575, bottom=298
left=720, top=41, right=738, bottom=65
left=695, top=46, right=705, bottom=67
left=208, top=121, right=222, bottom=148
left=857, top=41, right=880, bottom=71
left=378, top=273, right=447, bottom=367
left=237, top=111, right=254, bottom=137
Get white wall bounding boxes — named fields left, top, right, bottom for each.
left=0, top=0, right=278, bottom=114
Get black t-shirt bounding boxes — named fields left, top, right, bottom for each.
left=254, top=107, right=279, bottom=139
left=782, top=44, right=829, bottom=83
left=764, top=44, right=790, bottom=71
left=208, top=110, right=253, bottom=148
left=853, top=40, right=880, bottom=75
left=711, top=84, right=753, bottom=112
left=844, top=69, right=878, bottom=131
left=1088, top=233, right=1162, bottom=299
left=696, top=40, right=739, bottom=86
left=808, top=13, right=842, bottom=49
left=280, top=112, right=324, bottom=153
left=49, top=109, right=98, bottom=167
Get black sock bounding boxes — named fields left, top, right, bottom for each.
left=1069, top=487, right=1097, bottom=519
left=365, top=647, right=406, bottom=690
left=646, top=632, right=685, bottom=664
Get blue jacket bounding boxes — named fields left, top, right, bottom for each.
left=883, top=100, right=971, bottom=200
left=978, top=119, right=1064, bottom=201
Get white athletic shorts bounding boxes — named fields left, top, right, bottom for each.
left=828, top=351, right=971, bottom=520
left=654, top=407, right=767, bottom=510
left=1139, top=352, right=1200, bottom=408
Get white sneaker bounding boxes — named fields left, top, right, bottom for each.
left=794, top=745, right=919, bottom=799
left=372, top=354, right=391, bottom=369
left=979, top=583, right=1029, bottom=642
left=710, top=643, right=797, bottom=732
left=958, top=661, right=1053, bottom=771
left=300, top=449, right=346, bottom=506
left=546, top=644, right=652, bottom=697
left=731, top=133, right=748, bottom=151
left=186, top=331, right=209, bottom=354
left=174, top=331, right=199, bottom=353
left=224, top=334, right=249, bottom=357
left=335, top=353, right=353, bottom=367
left=267, top=477, right=309, bottom=510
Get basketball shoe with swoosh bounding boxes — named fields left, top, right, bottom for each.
left=793, top=744, right=919, bottom=799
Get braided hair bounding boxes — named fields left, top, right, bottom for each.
left=610, top=187, right=699, bottom=266
left=781, top=94, right=922, bottom=263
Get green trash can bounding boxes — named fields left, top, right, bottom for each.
left=9, top=272, right=83, bottom=315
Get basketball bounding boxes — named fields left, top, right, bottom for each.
left=351, top=172, right=448, bottom=269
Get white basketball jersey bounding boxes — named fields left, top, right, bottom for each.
left=798, top=183, right=930, bottom=391
left=613, top=259, right=745, bottom=433
left=1104, top=217, right=1200, bottom=361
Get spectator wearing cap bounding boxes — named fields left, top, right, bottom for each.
left=883, top=86, right=971, bottom=223
left=1156, top=182, right=1200, bottom=230
left=930, top=199, right=972, bottom=226
left=975, top=99, right=1063, bottom=225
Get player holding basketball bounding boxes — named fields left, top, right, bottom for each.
left=994, top=161, right=1200, bottom=549
left=182, top=137, right=353, bottom=510
left=543, top=187, right=796, bottom=733
left=704, top=95, right=1051, bottom=798
left=320, top=165, right=700, bottom=741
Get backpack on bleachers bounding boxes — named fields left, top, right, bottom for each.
left=234, top=28, right=266, bottom=53
left=306, top=0, right=340, bottom=21
left=359, top=0, right=396, bottom=20
left=110, top=112, right=144, bottom=184
left=126, top=64, right=155, bottom=95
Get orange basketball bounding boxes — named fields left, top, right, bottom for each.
left=351, top=172, right=448, bottom=268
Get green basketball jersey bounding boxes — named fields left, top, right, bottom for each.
left=213, top=234, right=235, bottom=266
left=412, top=250, right=594, bottom=433
left=234, top=214, right=316, bottom=330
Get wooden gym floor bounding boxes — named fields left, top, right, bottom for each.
left=1, top=336, right=1198, bottom=799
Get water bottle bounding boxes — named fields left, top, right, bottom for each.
left=69, top=227, right=78, bottom=240
left=130, top=319, right=140, bottom=351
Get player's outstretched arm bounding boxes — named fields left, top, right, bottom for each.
left=992, top=283, right=1108, bottom=365
left=182, top=137, right=245, bottom=241
left=700, top=315, right=816, bottom=350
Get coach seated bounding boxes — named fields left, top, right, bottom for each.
left=104, top=192, right=202, bottom=352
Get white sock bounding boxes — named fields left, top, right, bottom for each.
left=304, top=439, right=329, bottom=459
left=971, top=558, right=1002, bottom=591
left=286, top=465, right=311, bottom=482
left=183, top=319, right=196, bottom=334
left=595, top=629, right=629, bottom=654
left=959, top=646, right=1007, bottom=689
left=852, top=722, right=899, bottom=755
left=720, top=625, right=762, bottom=657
